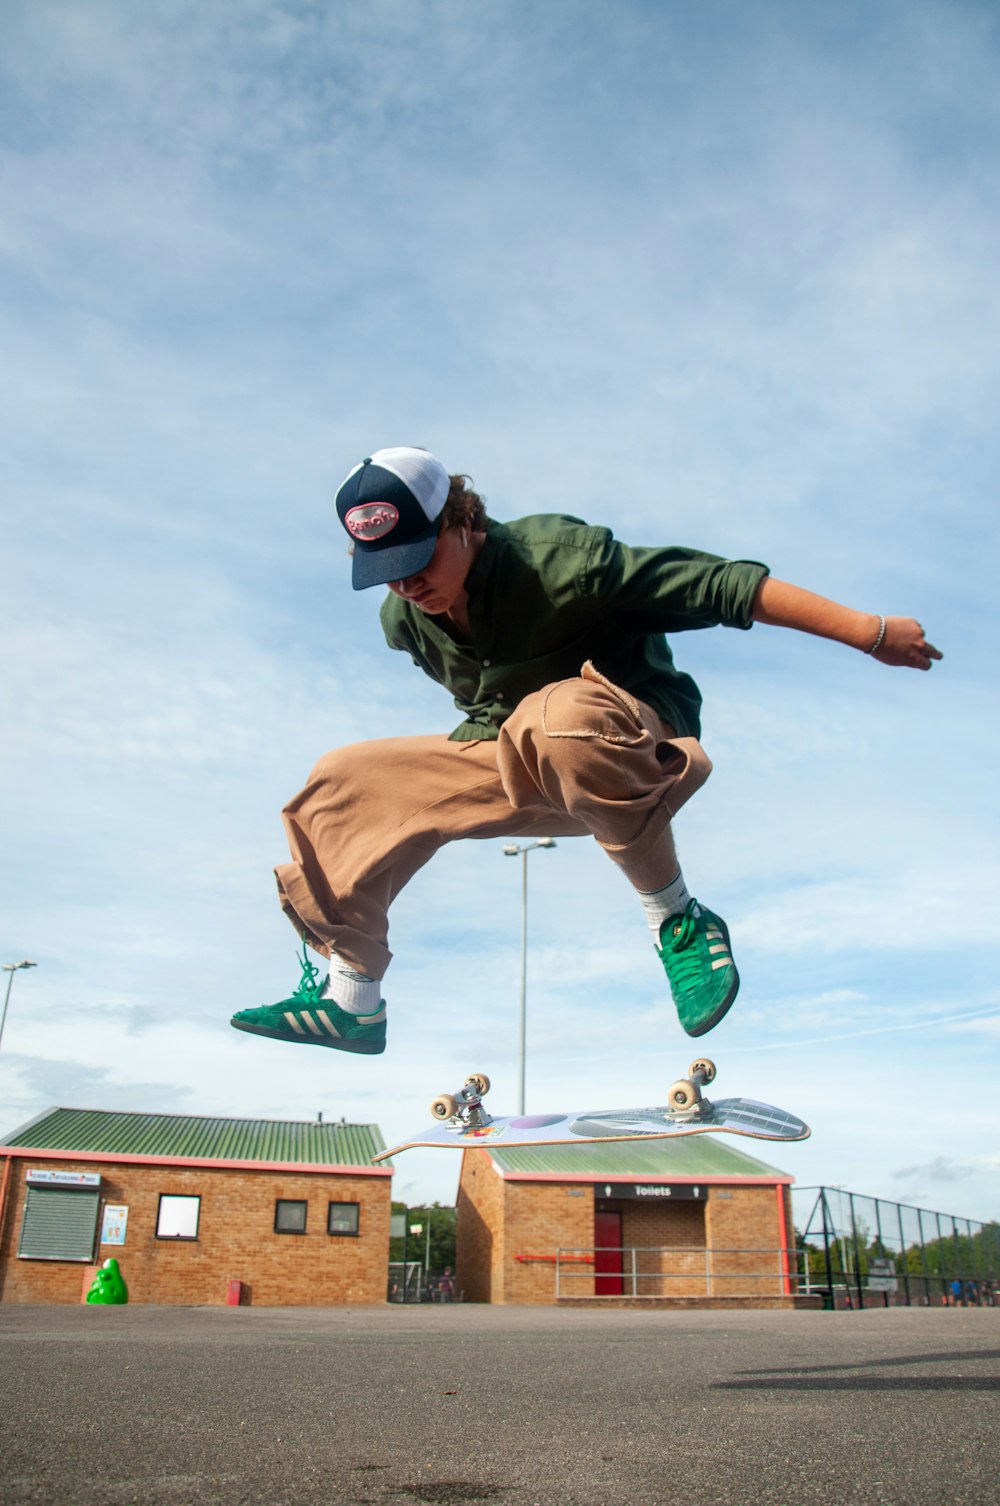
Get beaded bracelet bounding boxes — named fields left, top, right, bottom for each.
left=866, top=615, right=887, bottom=654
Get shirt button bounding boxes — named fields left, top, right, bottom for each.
left=495, top=692, right=504, bottom=702
left=482, top=658, right=491, bottom=667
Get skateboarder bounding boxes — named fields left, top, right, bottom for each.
left=231, top=446, right=941, bottom=1056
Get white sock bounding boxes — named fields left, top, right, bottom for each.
left=638, top=871, right=693, bottom=943
left=326, top=955, right=382, bottom=1016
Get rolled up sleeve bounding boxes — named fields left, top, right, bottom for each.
left=590, top=537, right=770, bottom=633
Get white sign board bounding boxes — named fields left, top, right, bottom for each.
left=867, top=1258, right=898, bottom=1292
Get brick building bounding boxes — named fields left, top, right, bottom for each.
left=0, top=1107, right=391, bottom=1306
left=456, top=1135, right=798, bottom=1306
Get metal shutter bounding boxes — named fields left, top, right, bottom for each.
left=18, top=1187, right=101, bottom=1261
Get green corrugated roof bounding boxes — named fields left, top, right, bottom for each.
left=486, top=1134, right=792, bottom=1180
left=1, top=1107, right=386, bottom=1167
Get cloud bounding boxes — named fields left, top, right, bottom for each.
left=1, top=0, right=998, bottom=1220
left=1, top=1055, right=189, bottom=1131
left=891, top=1156, right=977, bottom=1185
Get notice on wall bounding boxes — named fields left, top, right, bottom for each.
left=101, top=1204, right=129, bottom=1246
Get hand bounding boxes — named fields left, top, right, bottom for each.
left=872, top=616, right=943, bottom=671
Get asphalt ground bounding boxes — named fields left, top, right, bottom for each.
left=2, top=1304, right=997, bottom=1506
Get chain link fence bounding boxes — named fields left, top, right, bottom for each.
left=792, top=1186, right=1000, bottom=1309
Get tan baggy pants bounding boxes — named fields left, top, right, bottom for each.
left=275, top=662, right=711, bottom=980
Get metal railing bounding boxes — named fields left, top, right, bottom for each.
left=555, top=1245, right=797, bottom=1300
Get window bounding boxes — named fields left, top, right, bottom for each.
left=18, top=1185, right=101, bottom=1262
left=274, top=1199, right=308, bottom=1234
left=328, top=1201, right=360, bottom=1237
left=156, top=1194, right=201, bottom=1239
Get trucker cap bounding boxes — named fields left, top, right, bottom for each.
left=335, top=446, right=451, bottom=590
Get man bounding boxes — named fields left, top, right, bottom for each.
left=232, top=446, right=940, bottom=1055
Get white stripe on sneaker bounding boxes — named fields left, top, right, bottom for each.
left=707, top=923, right=732, bottom=970
left=300, top=1011, right=323, bottom=1036
left=315, top=1009, right=342, bottom=1039
left=283, top=1012, right=307, bottom=1035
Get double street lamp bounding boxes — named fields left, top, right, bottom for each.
left=502, top=838, right=556, bottom=1114
left=0, top=960, right=37, bottom=1054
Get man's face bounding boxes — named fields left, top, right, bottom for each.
left=386, top=526, right=471, bottom=616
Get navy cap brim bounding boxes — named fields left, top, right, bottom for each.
left=350, top=524, right=439, bottom=590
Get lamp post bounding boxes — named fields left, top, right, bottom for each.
left=0, top=960, right=37, bottom=1054
left=502, top=839, right=556, bottom=1114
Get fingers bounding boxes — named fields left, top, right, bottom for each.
left=875, top=618, right=942, bottom=670
left=915, top=622, right=943, bottom=669
left=913, top=637, right=942, bottom=670
left=909, top=636, right=938, bottom=671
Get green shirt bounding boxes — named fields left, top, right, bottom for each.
left=380, top=514, right=769, bottom=741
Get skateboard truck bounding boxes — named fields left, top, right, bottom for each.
left=664, top=1058, right=717, bottom=1120
left=429, top=1073, right=493, bottom=1130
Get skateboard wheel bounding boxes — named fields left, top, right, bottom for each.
left=668, top=1078, right=699, bottom=1111
left=688, top=1058, right=716, bottom=1084
left=430, top=1093, right=459, bottom=1120
left=464, top=1073, right=491, bottom=1096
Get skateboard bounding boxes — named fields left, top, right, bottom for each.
left=372, top=1059, right=810, bottom=1161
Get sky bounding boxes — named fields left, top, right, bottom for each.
left=1, top=0, right=998, bottom=1225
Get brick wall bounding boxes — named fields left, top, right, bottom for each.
left=617, top=1199, right=707, bottom=1297
left=456, top=1150, right=505, bottom=1302
left=705, top=1185, right=787, bottom=1297
left=620, top=1199, right=706, bottom=1250
left=0, top=1156, right=390, bottom=1306
left=501, top=1182, right=595, bottom=1303
left=457, top=1160, right=596, bottom=1303
left=456, top=1155, right=794, bottom=1305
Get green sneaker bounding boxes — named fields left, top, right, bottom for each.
left=230, top=946, right=387, bottom=1055
left=656, top=898, right=739, bottom=1037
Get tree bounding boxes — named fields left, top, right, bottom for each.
left=389, top=1201, right=457, bottom=1277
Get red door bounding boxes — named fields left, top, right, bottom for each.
left=595, top=1209, right=624, bottom=1295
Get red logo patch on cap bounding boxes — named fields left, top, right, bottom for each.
left=344, top=501, right=400, bottom=542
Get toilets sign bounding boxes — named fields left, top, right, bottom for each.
left=600, top=1184, right=705, bottom=1201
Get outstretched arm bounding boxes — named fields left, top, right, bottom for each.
left=751, top=577, right=943, bottom=671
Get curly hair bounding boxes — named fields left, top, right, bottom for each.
left=440, top=474, right=488, bottom=532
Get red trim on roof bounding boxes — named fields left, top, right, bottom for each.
left=0, top=1146, right=391, bottom=1177
left=492, top=1169, right=794, bottom=1186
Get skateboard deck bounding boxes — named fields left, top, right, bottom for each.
left=373, top=1059, right=810, bottom=1162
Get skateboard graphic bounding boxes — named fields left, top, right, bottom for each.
left=372, top=1060, right=810, bottom=1161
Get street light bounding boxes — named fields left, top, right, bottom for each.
left=0, top=960, right=37, bottom=1054
left=502, top=839, right=556, bottom=1114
